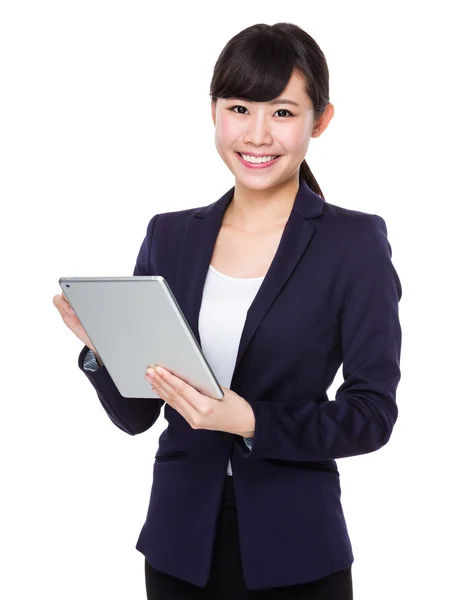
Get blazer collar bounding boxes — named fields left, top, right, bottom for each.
left=174, top=179, right=324, bottom=387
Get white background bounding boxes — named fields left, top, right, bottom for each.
left=1, top=1, right=457, bottom=598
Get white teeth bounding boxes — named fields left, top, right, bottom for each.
left=240, top=153, right=278, bottom=163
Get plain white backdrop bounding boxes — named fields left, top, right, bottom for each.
left=1, top=1, right=457, bottom=598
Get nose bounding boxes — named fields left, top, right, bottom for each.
left=242, top=113, right=274, bottom=147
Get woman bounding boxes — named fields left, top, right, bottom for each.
left=54, top=22, right=402, bottom=599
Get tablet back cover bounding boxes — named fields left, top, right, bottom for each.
left=59, top=276, right=224, bottom=400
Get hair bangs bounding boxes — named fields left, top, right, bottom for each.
left=212, top=33, right=297, bottom=103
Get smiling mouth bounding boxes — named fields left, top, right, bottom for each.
left=236, top=153, right=281, bottom=159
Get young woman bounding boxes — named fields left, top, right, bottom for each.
left=54, top=21, right=402, bottom=600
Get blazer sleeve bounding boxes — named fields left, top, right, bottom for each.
left=77, top=214, right=165, bottom=435
left=233, top=214, right=402, bottom=461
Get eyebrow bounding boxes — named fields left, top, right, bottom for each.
left=228, top=97, right=300, bottom=108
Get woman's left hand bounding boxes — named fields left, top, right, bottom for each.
left=145, top=366, right=255, bottom=438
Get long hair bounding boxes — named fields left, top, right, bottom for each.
left=209, top=22, right=330, bottom=200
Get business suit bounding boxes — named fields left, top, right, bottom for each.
left=78, top=178, right=402, bottom=591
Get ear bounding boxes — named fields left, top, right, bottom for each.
left=211, top=100, right=216, bottom=126
left=311, top=102, right=335, bottom=138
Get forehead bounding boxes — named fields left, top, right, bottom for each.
left=282, top=69, right=308, bottom=97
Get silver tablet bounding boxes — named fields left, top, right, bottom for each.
left=59, top=276, right=224, bottom=400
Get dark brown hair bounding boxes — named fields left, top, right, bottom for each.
left=209, top=22, right=330, bottom=200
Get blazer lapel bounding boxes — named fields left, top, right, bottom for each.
left=174, top=179, right=324, bottom=383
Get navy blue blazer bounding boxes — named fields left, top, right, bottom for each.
left=78, top=178, right=402, bottom=590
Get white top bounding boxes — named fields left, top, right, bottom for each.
left=198, top=265, right=265, bottom=476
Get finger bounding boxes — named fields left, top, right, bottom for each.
left=150, top=383, right=162, bottom=398
left=148, top=376, right=184, bottom=417
left=155, top=372, right=200, bottom=418
left=155, top=369, right=192, bottom=400
left=150, top=371, right=181, bottom=403
left=53, top=293, right=75, bottom=317
left=156, top=371, right=208, bottom=426
left=52, top=294, right=67, bottom=315
left=61, top=292, right=75, bottom=311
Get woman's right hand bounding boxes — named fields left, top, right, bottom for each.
left=53, top=292, right=98, bottom=356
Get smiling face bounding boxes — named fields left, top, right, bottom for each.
left=211, top=68, right=334, bottom=192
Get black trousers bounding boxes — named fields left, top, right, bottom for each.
left=145, top=475, right=353, bottom=599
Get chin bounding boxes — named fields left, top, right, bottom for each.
left=236, top=178, right=281, bottom=190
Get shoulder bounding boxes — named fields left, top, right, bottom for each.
left=322, top=200, right=387, bottom=233
left=320, top=200, right=389, bottom=255
left=317, top=201, right=402, bottom=303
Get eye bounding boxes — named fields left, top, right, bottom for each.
left=228, top=105, right=294, bottom=118
left=276, top=109, right=293, bottom=118
left=230, top=105, right=249, bottom=115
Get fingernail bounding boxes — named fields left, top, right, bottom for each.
left=68, top=307, right=75, bottom=315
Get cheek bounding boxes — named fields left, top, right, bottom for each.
left=215, top=114, right=240, bottom=147
left=277, top=126, right=309, bottom=154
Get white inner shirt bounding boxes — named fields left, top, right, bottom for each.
left=198, top=264, right=265, bottom=476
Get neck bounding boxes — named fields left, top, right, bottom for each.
left=226, top=174, right=300, bottom=230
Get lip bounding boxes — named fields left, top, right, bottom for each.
left=238, top=151, right=281, bottom=157
left=236, top=152, right=282, bottom=169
